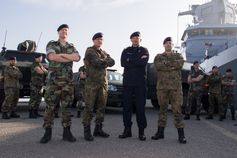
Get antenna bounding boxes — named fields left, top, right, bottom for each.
left=2, top=30, right=7, bottom=51
left=36, top=32, right=42, bottom=51
left=176, top=15, right=180, bottom=46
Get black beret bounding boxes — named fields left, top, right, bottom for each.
left=226, top=68, right=232, bottom=72
left=35, top=54, right=42, bottom=58
left=163, top=37, right=172, bottom=44
left=212, top=66, right=218, bottom=70
left=130, top=31, right=140, bottom=39
left=92, top=32, right=103, bottom=40
left=193, top=61, right=199, bottom=65
left=8, top=57, right=16, bottom=60
left=57, top=24, right=69, bottom=32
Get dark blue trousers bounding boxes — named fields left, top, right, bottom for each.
left=123, top=85, right=147, bottom=129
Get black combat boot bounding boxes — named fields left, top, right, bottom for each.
left=2, top=112, right=10, bottom=119
left=151, top=126, right=164, bottom=140
left=177, top=128, right=187, bottom=144
left=10, top=112, right=20, bottom=118
left=184, top=114, right=190, bottom=120
left=63, top=126, right=76, bottom=142
left=196, top=115, right=200, bottom=121
left=205, top=115, right=213, bottom=120
left=138, top=128, right=146, bottom=141
left=118, top=127, right=132, bottom=139
left=84, top=125, right=94, bottom=141
left=40, top=128, right=52, bottom=144
left=35, top=109, right=43, bottom=117
left=29, top=109, right=37, bottom=119
left=93, top=124, right=110, bottom=138
left=77, top=111, right=81, bottom=118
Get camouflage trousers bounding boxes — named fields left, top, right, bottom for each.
left=43, top=82, right=74, bottom=128
left=29, top=85, right=42, bottom=110
left=208, top=93, right=224, bottom=116
left=157, top=89, right=184, bottom=128
left=82, top=82, right=108, bottom=126
left=185, top=89, right=202, bottom=115
left=222, top=94, right=235, bottom=115
left=77, top=86, right=85, bottom=112
left=1, top=87, right=19, bottom=113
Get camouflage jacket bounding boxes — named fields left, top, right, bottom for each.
left=46, top=40, right=78, bottom=85
left=207, top=73, right=222, bottom=94
left=78, top=65, right=86, bottom=87
left=154, top=52, right=184, bottom=90
left=222, top=75, right=234, bottom=95
left=30, top=61, right=46, bottom=87
left=85, top=46, right=115, bottom=85
left=4, top=65, right=22, bottom=89
left=189, top=68, right=204, bottom=91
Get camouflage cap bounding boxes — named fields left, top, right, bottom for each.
left=130, top=31, right=140, bottom=39
left=57, top=24, right=69, bottom=32
left=92, top=32, right=103, bottom=40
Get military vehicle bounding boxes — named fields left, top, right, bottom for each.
left=147, top=0, right=237, bottom=111
left=72, top=69, right=124, bottom=108
left=0, top=40, right=48, bottom=110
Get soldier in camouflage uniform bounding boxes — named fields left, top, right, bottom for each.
left=40, top=24, right=80, bottom=144
left=82, top=32, right=115, bottom=141
left=1, top=57, right=22, bottom=119
left=77, top=60, right=86, bottom=118
left=184, top=61, right=204, bottom=120
left=152, top=37, right=187, bottom=144
left=206, top=66, right=224, bottom=121
left=222, top=68, right=235, bottom=120
left=29, top=54, right=48, bottom=119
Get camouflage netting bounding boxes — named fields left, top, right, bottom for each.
left=17, top=40, right=36, bottom=52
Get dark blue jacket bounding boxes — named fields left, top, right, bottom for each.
left=121, top=46, right=149, bottom=86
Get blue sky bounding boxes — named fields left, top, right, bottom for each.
left=1, top=0, right=236, bottom=72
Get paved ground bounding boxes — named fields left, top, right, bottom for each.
left=1, top=101, right=237, bottom=158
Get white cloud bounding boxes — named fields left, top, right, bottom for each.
left=18, top=0, right=144, bottom=9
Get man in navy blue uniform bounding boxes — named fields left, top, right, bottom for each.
left=119, top=32, right=149, bottom=141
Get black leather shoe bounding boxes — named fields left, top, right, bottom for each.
left=119, top=127, right=132, bottom=139
left=138, top=128, right=146, bottom=141
left=151, top=127, right=164, bottom=140
left=40, top=128, right=52, bottom=144
left=63, top=127, right=76, bottom=142
left=177, top=128, right=187, bottom=144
